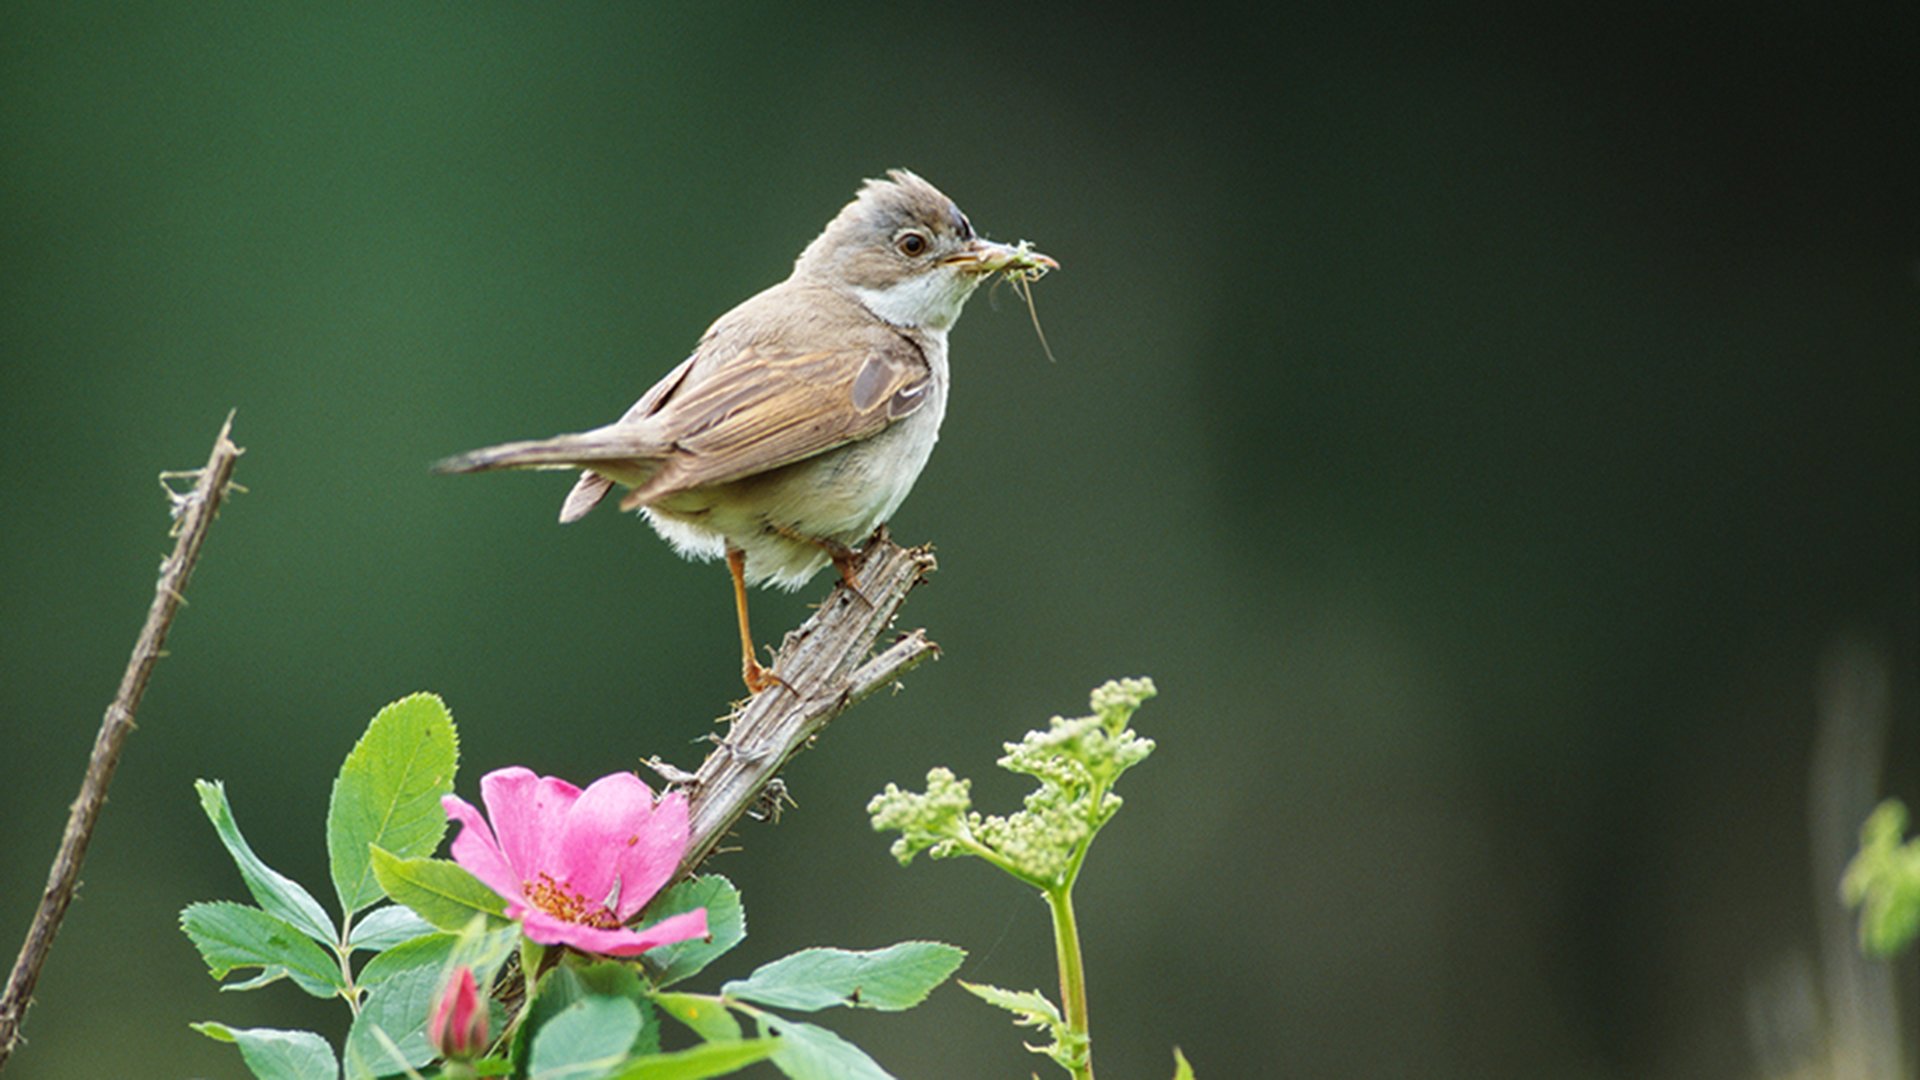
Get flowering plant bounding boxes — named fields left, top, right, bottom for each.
left=181, top=694, right=964, bottom=1079
left=14, top=413, right=1199, bottom=1077
left=871, top=678, right=1191, bottom=1080
left=426, top=967, right=486, bottom=1064
left=441, top=766, right=709, bottom=957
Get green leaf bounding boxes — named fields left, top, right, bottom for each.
left=194, top=780, right=338, bottom=946
left=642, top=875, right=745, bottom=988
left=342, top=935, right=457, bottom=1078
left=354, top=930, right=456, bottom=991
left=514, top=963, right=658, bottom=1074
left=956, top=981, right=1062, bottom=1025
left=180, top=901, right=345, bottom=998
left=758, top=1016, right=893, bottom=1080
left=958, top=980, right=1083, bottom=1071
left=1173, top=1046, right=1196, bottom=1079
left=191, top=1022, right=340, bottom=1080
left=650, top=992, right=742, bottom=1042
left=340, top=925, right=519, bottom=1078
left=528, top=995, right=643, bottom=1079
left=721, top=942, right=964, bottom=1012
left=448, top=917, right=525, bottom=989
left=369, top=848, right=505, bottom=930
left=327, top=693, right=460, bottom=917
left=604, top=1038, right=781, bottom=1079
left=345, top=904, right=437, bottom=952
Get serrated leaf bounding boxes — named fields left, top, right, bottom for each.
left=192, top=1020, right=239, bottom=1041
left=181, top=901, right=345, bottom=999
left=341, top=925, right=518, bottom=1078
left=448, top=918, right=525, bottom=989
left=605, top=1038, right=781, bottom=1079
left=369, top=847, right=505, bottom=930
left=722, top=942, right=964, bottom=1012
left=342, top=937, right=455, bottom=1079
left=327, top=693, right=459, bottom=916
left=511, top=965, right=586, bottom=1074
left=354, top=930, right=456, bottom=991
left=758, top=1016, right=893, bottom=1080
left=957, top=979, right=1083, bottom=1070
left=514, top=963, right=658, bottom=1074
left=222, top=969, right=298, bottom=994
left=194, top=780, right=338, bottom=946
left=956, top=981, right=1062, bottom=1026
left=528, top=995, right=643, bottom=1079
left=191, top=1022, right=340, bottom=1080
left=642, top=875, right=745, bottom=988
left=650, top=992, right=742, bottom=1042
left=345, top=904, right=437, bottom=952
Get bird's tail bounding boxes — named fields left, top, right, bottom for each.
left=433, top=430, right=667, bottom=526
left=431, top=428, right=659, bottom=477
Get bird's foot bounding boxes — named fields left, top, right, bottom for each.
left=742, top=654, right=792, bottom=696
left=768, top=522, right=878, bottom=608
left=829, top=545, right=875, bottom=609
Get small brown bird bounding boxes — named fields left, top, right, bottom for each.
left=436, top=170, right=1055, bottom=693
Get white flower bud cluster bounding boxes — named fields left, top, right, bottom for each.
left=869, top=679, right=1161, bottom=889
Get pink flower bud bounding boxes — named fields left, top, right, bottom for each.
left=428, top=966, right=487, bottom=1061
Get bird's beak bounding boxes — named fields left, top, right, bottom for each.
left=941, top=238, right=1059, bottom=277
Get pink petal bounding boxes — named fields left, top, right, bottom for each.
left=552, top=773, right=684, bottom=917
left=517, top=907, right=710, bottom=957
left=610, top=791, right=691, bottom=920
left=515, top=908, right=629, bottom=952
left=625, top=908, right=710, bottom=952
left=428, top=966, right=486, bottom=1058
left=442, top=793, right=522, bottom=902
left=481, top=767, right=580, bottom=880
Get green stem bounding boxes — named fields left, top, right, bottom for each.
left=955, top=833, right=1052, bottom=891
left=1046, top=882, right=1093, bottom=1080
left=333, top=918, right=361, bottom=1016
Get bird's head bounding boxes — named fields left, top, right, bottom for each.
left=793, top=169, right=1056, bottom=332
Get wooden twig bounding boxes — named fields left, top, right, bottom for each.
left=671, top=533, right=939, bottom=874
left=0, top=415, right=243, bottom=1069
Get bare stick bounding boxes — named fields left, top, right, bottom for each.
left=0, top=415, right=243, bottom=1068
left=667, top=533, right=939, bottom=874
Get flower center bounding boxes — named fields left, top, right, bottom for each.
left=523, top=872, right=621, bottom=929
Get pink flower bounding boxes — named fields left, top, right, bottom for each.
left=441, top=766, right=709, bottom=956
left=428, top=966, right=487, bottom=1060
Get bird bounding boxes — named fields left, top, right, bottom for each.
left=435, top=170, right=1056, bottom=693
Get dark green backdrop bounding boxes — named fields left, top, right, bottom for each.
left=3, top=5, right=1916, bottom=1078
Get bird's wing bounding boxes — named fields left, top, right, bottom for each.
left=622, top=330, right=933, bottom=505
left=556, top=352, right=701, bottom=521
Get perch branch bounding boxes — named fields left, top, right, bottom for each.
left=0, top=414, right=243, bottom=1069
left=670, top=533, right=939, bottom=874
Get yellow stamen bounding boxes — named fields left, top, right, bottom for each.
left=523, top=872, right=621, bottom=929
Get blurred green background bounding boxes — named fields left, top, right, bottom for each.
left=3, top=4, right=1916, bottom=1078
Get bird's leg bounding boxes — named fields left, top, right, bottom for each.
left=769, top=524, right=873, bottom=607
left=727, top=548, right=782, bottom=694
left=821, top=537, right=870, bottom=605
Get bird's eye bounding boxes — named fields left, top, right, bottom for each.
left=896, top=231, right=929, bottom=257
